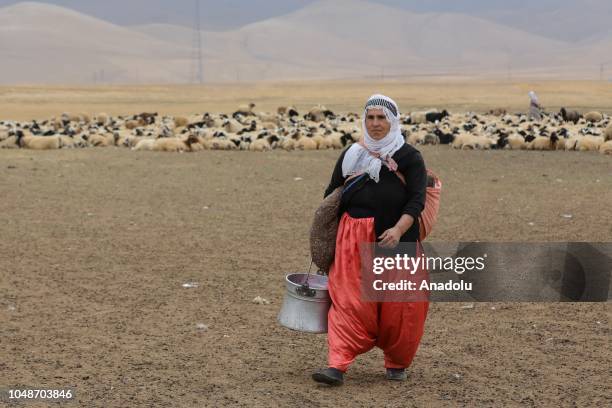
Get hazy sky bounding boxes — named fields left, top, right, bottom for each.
left=1, top=0, right=609, bottom=42
left=0, top=0, right=572, bottom=29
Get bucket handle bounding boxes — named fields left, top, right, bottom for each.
left=296, top=260, right=316, bottom=297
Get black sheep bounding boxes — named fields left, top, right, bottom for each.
left=187, top=121, right=207, bottom=130
left=322, top=110, right=336, bottom=120
left=425, top=110, right=449, bottom=123
left=550, top=132, right=559, bottom=146
left=267, top=135, right=280, bottom=144
left=524, top=134, right=536, bottom=143
left=560, top=108, right=581, bottom=124
left=340, top=132, right=355, bottom=147
left=463, top=122, right=477, bottom=132
left=492, top=134, right=509, bottom=149
left=237, top=120, right=257, bottom=135
left=137, top=112, right=157, bottom=125
left=433, top=128, right=455, bottom=144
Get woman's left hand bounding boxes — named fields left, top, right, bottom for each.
left=378, top=226, right=403, bottom=248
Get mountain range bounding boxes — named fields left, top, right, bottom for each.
left=0, top=0, right=610, bottom=84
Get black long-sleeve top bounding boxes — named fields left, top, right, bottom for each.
left=324, top=143, right=427, bottom=243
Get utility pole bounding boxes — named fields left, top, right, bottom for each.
left=193, top=0, right=204, bottom=84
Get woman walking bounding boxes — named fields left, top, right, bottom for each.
left=312, top=94, right=429, bottom=385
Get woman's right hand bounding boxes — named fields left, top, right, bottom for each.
left=378, top=226, right=402, bottom=249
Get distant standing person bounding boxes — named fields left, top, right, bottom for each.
left=528, top=90, right=543, bottom=120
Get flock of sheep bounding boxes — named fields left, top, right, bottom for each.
left=1, top=104, right=611, bottom=155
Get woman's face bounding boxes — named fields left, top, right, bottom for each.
left=365, top=108, right=391, bottom=140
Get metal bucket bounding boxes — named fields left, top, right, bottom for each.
left=278, top=273, right=331, bottom=333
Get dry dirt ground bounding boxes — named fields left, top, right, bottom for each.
left=1, top=80, right=611, bottom=121
left=1, top=145, right=610, bottom=407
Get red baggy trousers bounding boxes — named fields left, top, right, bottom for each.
left=327, top=213, right=429, bottom=372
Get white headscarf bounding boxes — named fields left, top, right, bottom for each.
left=528, top=91, right=539, bottom=104
left=341, top=94, right=405, bottom=182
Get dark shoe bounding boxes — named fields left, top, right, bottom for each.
left=386, top=368, right=407, bottom=381
left=312, top=368, right=344, bottom=386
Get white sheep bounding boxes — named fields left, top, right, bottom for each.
left=94, top=113, right=109, bottom=126
left=462, top=135, right=492, bottom=150
left=328, top=133, right=344, bottom=149
left=63, top=112, right=90, bottom=124
left=260, top=119, right=278, bottom=130
left=576, top=135, right=604, bottom=151
left=410, top=112, right=427, bottom=125
left=202, top=138, right=235, bottom=150
left=296, top=137, right=317, bottom=150
left=248, top=138, right=271, bottom=152
left=564, top=137, right=580, bottom=151
left=451, top=133, right=473, bottom=149
left=312, top=135, right=332, bottom=150
left=174, top=116, right=189, bottom=128
left=280, top=136, right=296, bottom=151
left=125, top=120, right=139, bottom=130
left=157, top=124, right=174, bottom=138
left=152, top=138, right=188, bottom=152
left=599, top=140, right=612, bottom=155
left=113, top=130, right=134, bottom=147
left=277, top=106, right=299, bottom=117
left=604, top=124, right=612, bottom=142
left=584, top=111, right=603, bottom=123
left=422, top=133, right=439, bottom=145
left=88, top=133, right=114, bottom=147
left=506, top=134, right=525, bottom=150
left=555, top=138, right=568, bottom=151
left=132, top=138, right=156, bottom=151
left=306, top=107, right=323, bottom=123
left=526, top=136, right=555, bottom=151
left=257, top=112, right=277, bottom=123
left=0, top=135, right=19, bottom=149
left=407, top=131, right=425, bottom=146
left=58, top=135, right=77, bottom=148
left=237, top=102, right=256, bottom=115
left=17, top=134, right=62, bottom=150
left=79, top=113, right=91, bottom=124
left=222, top=119, right=242, bottom=134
